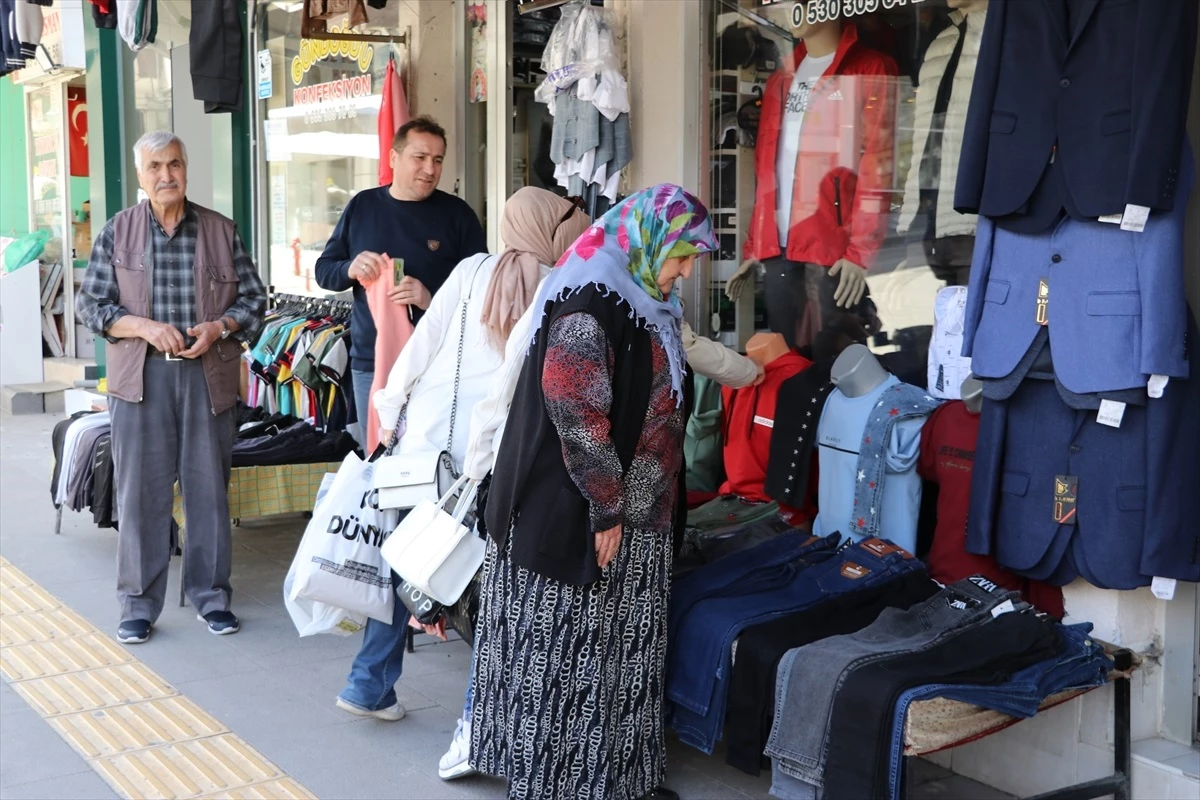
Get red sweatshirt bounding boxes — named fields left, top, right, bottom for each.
left=719, top=351, right=812, bottom=519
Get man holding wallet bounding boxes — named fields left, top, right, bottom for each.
left=76, top=130, right=267, bottom=645
left=315, top=116, right=487, bottom=448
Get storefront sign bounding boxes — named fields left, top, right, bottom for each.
left=292, top=75, right=374, bottom=124
left=291, top=24, right=375, bottom=85
left=11, top=1, right=86, bottom=85
left=258, top=49, right=274, bottom=100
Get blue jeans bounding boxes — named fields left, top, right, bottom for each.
left=350, top=368, right=374, bottom=451
left=883, top=623, right=1112, bottom=800
left=669, top=537, right=924, bottom=754
left=339, top=567, right=413, bottom=712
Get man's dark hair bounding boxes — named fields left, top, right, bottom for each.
left=392, top=115, right=447, bottom=152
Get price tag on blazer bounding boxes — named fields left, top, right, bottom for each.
left=1147, top=374, right=1169, bottom=398
left=1120, top=204, right=1150, bottom=233
left=1053, top=475, right=1078, bottom=525
left=1150, top=577, right=1177, bottom=601
left=1096, top=400, right=1125, bottom=428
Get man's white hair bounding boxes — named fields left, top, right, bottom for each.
left=133, top=131, right=188, bottom=171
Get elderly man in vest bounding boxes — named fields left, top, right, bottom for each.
left=76, top=131, right=266, bottom=645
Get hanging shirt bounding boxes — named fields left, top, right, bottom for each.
left=775, top=51, right=835, bottom=247
left=813, top=374, right=924, bottom=553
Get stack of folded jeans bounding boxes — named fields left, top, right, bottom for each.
left=767, top=577, right=1063, bottom=800
left=674, top=516, right=797, bottom=576
left=724, top=564, right=940, bottom=775
left=875, top=622, right=1113, bottom=800
left=667, top=534, right=929, bottom=755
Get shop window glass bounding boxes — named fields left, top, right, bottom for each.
left=706, top=0, right=982, bottom=391
left=259, top=4, right=386, bottom=296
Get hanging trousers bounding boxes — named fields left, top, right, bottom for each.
left=110, top=357, right=236, bottom=622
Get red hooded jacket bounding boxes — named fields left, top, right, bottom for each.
left=719, top=351, right=813, bottom=520
left=745, top=24, right=897, bottom=270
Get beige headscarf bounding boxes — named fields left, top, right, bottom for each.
left=480, top=187, right=590, bottom=351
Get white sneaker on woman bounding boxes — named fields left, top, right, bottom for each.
left=438, top=718, right=476, bottom=780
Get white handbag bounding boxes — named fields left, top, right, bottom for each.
left=380, top=475, right=485, bottom=606
left=374, top=450, right=456, bottom=511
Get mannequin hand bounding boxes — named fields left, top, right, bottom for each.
left=725, top=258, right=760, bottom=301
left=595, top=523, right=623, bottom=569
left=829, top=258, right=868, bottom=308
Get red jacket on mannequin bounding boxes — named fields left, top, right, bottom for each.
left=745, top=23, right=897, bottom=270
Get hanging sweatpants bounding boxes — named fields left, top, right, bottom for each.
left=110, top=356, right=236, bottom=622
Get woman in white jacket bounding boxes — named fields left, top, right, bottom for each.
left=334, top=187, right=592, bottom=727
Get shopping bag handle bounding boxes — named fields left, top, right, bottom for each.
left=434, top=475, right=471, bottom=512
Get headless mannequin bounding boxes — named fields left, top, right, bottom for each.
left=960, top=375, right=983, bottom=414
left=831, top=343, right=889, bottom=397
left=746, top=332, right=791, bottom=367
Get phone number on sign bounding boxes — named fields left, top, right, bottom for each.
left=795, top=0, right=927, bottom=26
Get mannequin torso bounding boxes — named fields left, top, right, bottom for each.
left=831, top=343, right=889, bottom=397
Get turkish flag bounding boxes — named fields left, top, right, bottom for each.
left=377, top=57, right=410, bottom=187
left=67, top=88, right=89, bottom=178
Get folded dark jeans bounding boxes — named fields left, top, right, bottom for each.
left=670, top=540, right=925, bottom=755
left=724, top=568, right=939, bottom=775
left=820, top=609, right=1062, bottom=800
left=766, top=576, right=1023, bottom=785
left=882, top=624, right=1112, bottom=800
left=669, top=531, right=836, bottom=646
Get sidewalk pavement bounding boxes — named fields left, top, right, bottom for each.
left=0, top=411, right=1012, bottom=800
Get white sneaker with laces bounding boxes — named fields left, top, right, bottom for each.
left=438, top=718, right=476, bottom=780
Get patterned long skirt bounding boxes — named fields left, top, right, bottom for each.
left=469, top=528, right=671, bottom=800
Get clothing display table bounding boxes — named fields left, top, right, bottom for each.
left=172, top=462, right=339, bottom=529
left=173, top=462, right=339, bottom=606
left=900, top=649, right=1137, bottom=800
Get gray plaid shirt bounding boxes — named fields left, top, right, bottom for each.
left=77, top=203, right=266, bottom=344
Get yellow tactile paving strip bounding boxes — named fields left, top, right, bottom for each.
left=0, top=557, right=316, bottom=799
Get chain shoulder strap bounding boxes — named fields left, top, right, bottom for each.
left=446, top=252, right=490, bottom=454
left=446, top=298, right=467, bottom=454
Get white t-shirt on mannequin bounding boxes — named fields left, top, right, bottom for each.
left=775, top=51, right=836, bottom=247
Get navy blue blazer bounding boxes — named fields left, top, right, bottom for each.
left=954, top=0, right=1198, bottom=221
left=967, top=316, right=1200, bottom=590
left=961, top=146, right=1194, bottom=394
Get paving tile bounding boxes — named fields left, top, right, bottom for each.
left=1, top=676, right=28, bottom=715
left=0, top=633, right=132, bottom=682
left=48, top=696, right=228, bottom=759
left=92, top=734, right=286, bottom=799
left=198, top=776, right=317, bottom=799
left=0, top=582, right=63, bottom=615
left=401, top=665, right=473, bottom=714
left=0, top=706, right=96, bottom=788
left=0, top=768, right=120, bottom=800
left=0, top=606, right=95, bottom=647
left=12, top=663, right=177, bottom=717
left=173, top=665, right=359, bottom=745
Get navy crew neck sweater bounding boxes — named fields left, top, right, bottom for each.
left=315, top=187, right=487, bottom=371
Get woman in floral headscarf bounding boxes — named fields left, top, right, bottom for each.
left=470, top=185, right=718, bottom=800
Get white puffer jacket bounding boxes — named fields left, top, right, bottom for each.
left=897, top=7, right=987, bottom=240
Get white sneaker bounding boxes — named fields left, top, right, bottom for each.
left=438, top=718, right=476, bottom=780
left=335, top=696, right=406, bottom=721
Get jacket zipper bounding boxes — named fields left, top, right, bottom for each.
left=833, top=176, right=843, bottom=226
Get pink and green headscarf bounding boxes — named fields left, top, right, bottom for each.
left=529, top=184, right=719, bottom=404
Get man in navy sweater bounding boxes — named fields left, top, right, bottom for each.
left=315, top=116, right=486, bottom=445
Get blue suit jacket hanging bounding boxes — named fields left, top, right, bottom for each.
left=967, top=313, right=1200, bottom=589
left=960, top=145, right=1194, bottom=395
left=954, top=0, right=1198, bottom=222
